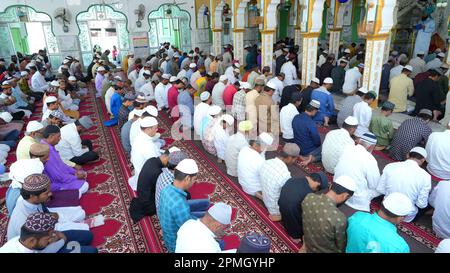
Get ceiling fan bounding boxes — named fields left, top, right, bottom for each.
left=167, top=0, right=188, bottom=7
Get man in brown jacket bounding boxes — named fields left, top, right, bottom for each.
left=255, top=81, right=279, bottom=138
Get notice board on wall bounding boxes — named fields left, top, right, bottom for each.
left=132, top=34, right=149, bottom=59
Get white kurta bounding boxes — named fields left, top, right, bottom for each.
left=104, top=87, right=115, bottom=115
left=55, top=123, right=89, bottom=160
left=259, top=157, right=291, bottom=215
left=342, top=67, right=362, bottom=94
left=193, top=102, right=210, bottom=136
left=322, top=129, right=355, bottom=174
left=224, top=66, right=236, bottom=86
left=429, top=180, right=450, bottom=239
left=213, top=126, right=230, bottom=160
left=279, top=103, right=299, bottom=140
left=212, top=82, right=226, bottom=109
left=353, top=101, right=372, bottom=138
left=134, top=77, right=148, bottom=92
left=0, top=236, right=65, bottom=253
left=139, top=82, right=155, bottom=101
left=225, top=132, right=248, bottom=177
left=426, top=130, right=450, bottom=180
left=176, top=219, right=226, bottom=253
left=154, top=82, right=171, bottom=110
left=58, top=89, right=78, bottom=111
left=128, top=70, right=139, bottom=87
left=426, top=58, right=443, bottom=71
left=377, top=160, right=431, bottom=222
left=413, top=18, right=435, bottom=58
left=237, top=146, right=265, bottom=196
left=389, top=65, right=404, bottom=81
left=408, top=57, right=427, bottom=78
left=268, top=77, right=284, bottom=104
left=30, top=73, right=48, bottom=92
left=7, top=196, right=87, bottom=241
left=130, top=130, right=161, bottom=191
left=280, top=61, right=298, bottom=86
left=334, top=144, right=381, bottom=212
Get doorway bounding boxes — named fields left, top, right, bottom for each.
left=0, top=6, right=61, bottom=69
left=76, top=5, right=129, bottom=68
left=148, top=4, right=191, bottom=53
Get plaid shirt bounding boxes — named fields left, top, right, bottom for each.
left=157, top=184, right=193, bottom=252
left=260, top=157, right=292, bottom=215
left=155, top=168, right=174, bottom=211
left=390, top=118, right=432, bottom=161
left=232, top=90, right=246, bottom=121
left=118, top=105, right=130, bottom=129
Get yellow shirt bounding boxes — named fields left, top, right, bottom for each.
left=388, top=73, right=414, bottom=113
left=122, top=56, right=129, bottom=75
left=16, top=136, right=37, bottom=160
left=195, top=77, right=207, bottom=97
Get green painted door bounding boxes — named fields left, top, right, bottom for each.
left=278, top=9, right=289, bottom=40
left=10, top=27, right=29, bottom=54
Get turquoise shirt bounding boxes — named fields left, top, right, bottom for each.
left=346, top=212, right=410, bottom=253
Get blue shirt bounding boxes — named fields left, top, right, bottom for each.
left=346, top=212, right=410, bottom=253
left=311, top=89, right=335, bottom=124
left=177, top=90, right=194, bottom=128
left=157, top=184, right=193, bottom=253
left=120, top=119, right=133, bottom=153
left=12, top=87, right=28, bottom=108
left=292, top=113, right=321, bottom=155
left=110, top=92, right=123, bottom=118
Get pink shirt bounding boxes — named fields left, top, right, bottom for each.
left=223, top=85, right=237, bottom=106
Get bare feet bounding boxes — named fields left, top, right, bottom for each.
left=300, top=155, right=313, bottom=167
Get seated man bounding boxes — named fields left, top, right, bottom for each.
left=16, top=121, right=44, bottom=160
left=237, top=133, right=273, bottom=198
left=322, top=116, right=358, bottom=174
left=369, top=101, right=395, bottom=150
left=260, top=143, right=299, bottom=221
left=390, top=109, right=432, bottom=161
left=7, top=174, right=91, bottom=244
left=334, top=132, right=381, bottom=212
left=301, top=176, right=356, bottom=253
left=377, top=147, right=431, bottom=222
left=158, top=159, right=209, bottom=253
left=118, top=93, right=135, bottom=129
left=346, top=192, right=414, bottom=253
left=41, top=96, right=74, bottom=124
left=176, top=203, right=233, bottom=253
left=104, top=81, right=125, bottom=127
left=292, top=100, right=322, bottom=166
left=41, top=125, right=89, bottom=197
left=278, top=172, right=328, bottom=242
left=121, top=109, right=143, bottom=154
left=0, top=212, right=97, bottom=253
left=425, top=121, right=450, bottom=180
left=429, top=180, right=450, bottom=239
left=224, top=120, right=252, bottom=177
left=56, top=116, right=99, bottom=165
left=311, top=78, right=336, bottom=127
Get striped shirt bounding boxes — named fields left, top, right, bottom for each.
left=232, top=90, right=246, bottom=121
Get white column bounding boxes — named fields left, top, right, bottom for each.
left=261, top=30, right=275, bottom=73
left=301, top=34, right=319, bottom=87
left=329, top=30, right=341, bottom=57
left=362, top=37, right=387, bottom=98
left=212, top=29, right=222, bottom=56
left=233, top=29, right=245, bottom=63
left=294, top=27, right=302, bottom=46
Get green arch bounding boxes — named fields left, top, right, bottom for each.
left=75, top=4, right=129, bottom=35
left=0, top=5, right=56, bottom=36
left=147, top=4, right=192, bottom=30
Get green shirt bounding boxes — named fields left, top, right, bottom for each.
left=302, top=193, right=348, bottom=253
left=346, top=212, right=410, bottom=253
left=331, top=66, right=346, bottom=93
left=369, top=113, right=394, bottom=146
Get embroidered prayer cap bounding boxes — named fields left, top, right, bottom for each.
left=9, top=159, right=44, bottom=184
left=334, top=175, right=356, bottom=192
left=168, top=150, right=188, bottom=166
left=410, top=147, right=427, bottom=159
left=140, top=116, right=158, bottom=128
left=200, top=91, right=210, bottom=101
left=189, top=63, right=197, bottom=69
left=367, top=91, right=377, bottom=99
left=29, top=143, right=50, bottom=157
left=381, top=101, right=395, bottom=111
left=310, top=171, right=329, bottom=190
left=208, top=202, right=232, bottom=225
left=323, top=77, right=333, bottom=84
left=50, top=81, right=60, bottom=87
left=360, top=132, right=377, bottom=145
left=175, top=159, right=199, bottom=175
left=344, top=116, right=358, bottom=126
left=357, top=63, right=365, bottom=69
left=78, top=116, right=94, bottom=130
left=237, top=232, right=271, bottom=253
left=23, top=173, right=51, bottom=192
left=26, top=121, right=44, bottom=133
left=311, top=77, right=320, bottom=84
left=282, top=143, right=300, bottom=157
left=207, top=105, right=222, bottom=116
left=219, top=75, right=228, bottom=82
left=309, top=99, right=321, bottom=109
left=419, top=108, right=433, bottom=117
left=45, top=96, right=57, bottom=104
left=23, top=212, right=58, bottom=233
left=258, top=132, right=274, bottom=146
left=49, top=110, right=64, bottom=120
left=358, top=87, right=368, bottom=94
left=238, top=120, right=253, bottom=132
left=382, top=192, right=414, bottom=216
left=97, top=66, right=106, bottom=72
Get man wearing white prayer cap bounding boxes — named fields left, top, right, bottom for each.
left=155, top=73, right=172, bottom=110
left=16, top=121, right=45, bottom=160
left=159, top=158, right=211, bottom=252
left=129, top=116, right=161, bottom=191
left=194, top=92, right=212, bottom=137
left=376, top=146, right=431, bottom=223
left=346, top=192, right=413, bottom=253
left=5, top=158, right=45, bottom=215
left=322, top=116, right=358, bottom=174
left=300, top=175, right=355, bottom=253
left=213, top=114, right=235, bottom=162
left=176, top=202, right=233, bottom=253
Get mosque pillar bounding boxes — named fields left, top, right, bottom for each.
left=328, top=0, right=346, bottom=57
left=294, top=27, right=302, bottom=46
left=261, top=30, right=276, bottom=71
left=211, top=0, right=225, bottom=55
left=360, top=0, right=397, bottom=107
left=329, top=29, right=342, bottom=57
left=212, top=29, right=223, bottom=55
left=233, top=29, right=245, bottom=64
left=298, top=0, right=326, bottom=86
